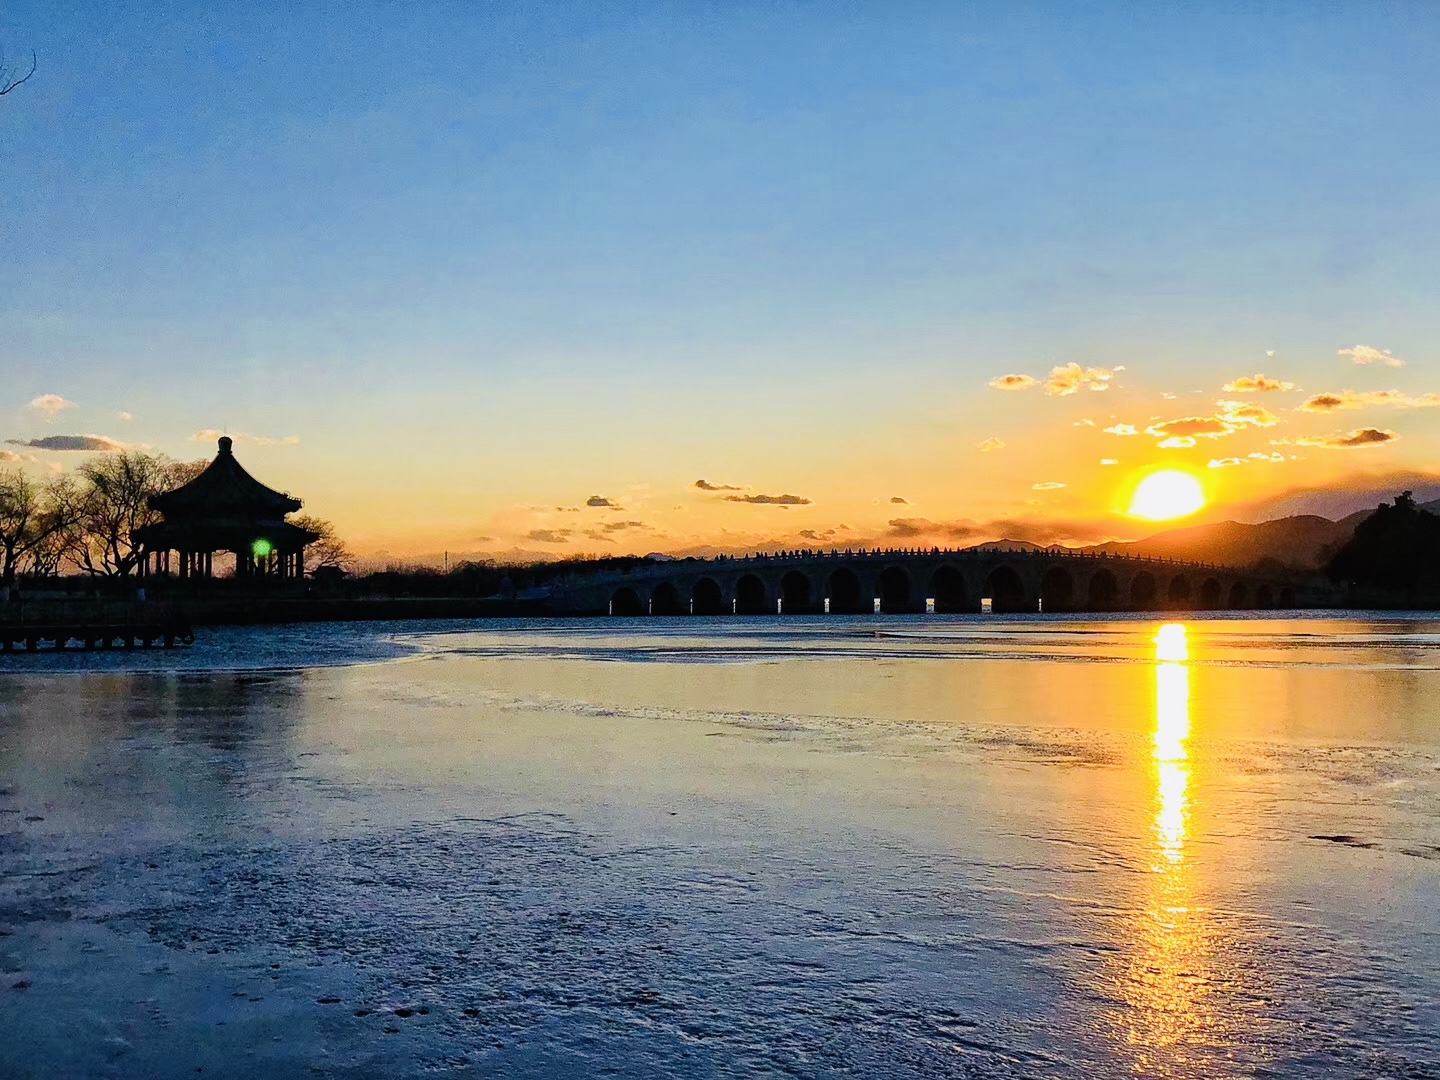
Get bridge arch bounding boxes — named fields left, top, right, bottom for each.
left=1130, top=571, right=1158, bottom=610
left=780, top=570, right=816, bottom=614
left=1166, top=574, right=1192, bottom=609
left=609, top=587, right=644, bottom=617
left=1087, top=568, right=1119, bottom=611
left=1199, top=577, right=1222, bottom=609
left=1040, top=566, right=1075, bottom=613
left=930, top=565, right=972, bottom=613
left=879, top=566, right=913, bottom=613
left=651, top=582, right=684, bottom=615
left=1278, top=586, right=1296, bottom=608
left=984, top=565, right=1027, bottom=613
left=692, top=577, right=726, bottom=616
left=735, top=573, right=769, bottom=615
left=1227, top=581, right=1247, bottom=609
left=1255, top=583, right=1274, bottom=609
left=826, top=567, right=866, bottom=614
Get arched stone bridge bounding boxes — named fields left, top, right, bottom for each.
left=544, top=547, right=1331, bottom=616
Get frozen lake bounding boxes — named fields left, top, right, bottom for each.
left=2, top=614, right=1438, bottom=1077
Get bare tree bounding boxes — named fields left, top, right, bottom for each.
left=0, top=469, right=75, bottom=584
left=0, top=49, right=35, bottom=96
left=289, top=514, right=355, bottom=573
left=62, top=452, right=203, bottom=577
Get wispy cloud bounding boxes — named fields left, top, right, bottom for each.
left=1222, top=374, right=1294, bottom=392
left=889, top=496, right=908, bottom=504
left=192, top=429, right=300, bottom=446
left=29, top=394, right=75, bottom=416
left=1103, top=423, right=1138, bottom=436
left=5, top=434, right=126, bottom=452
left=0, top=449, right=37, bottom=463
left=724, top=493, right=812, bottom=505
left=1296, top=427, right=1398, bottom=449
left=1031, top=481, right=1066, bottom=491
left=988, top=374, right=1038, bottom=391
left=1158, top=436, right=1196, bottom=449
left=1298, top=389, right=1440, bottom=413
left=1100, top=458, right=1118, bottom=466
left=525, top=528, right=572, bottom=543
left=694, top=479, right=744, bottom=491
left=1339, top=345, right=1403, bottom=367
left=976, top=437, right=1006, bottom=452
left=1208, top=457, right=1244, bottom=469
left=586, top=495, right=619, bottom=508
left=600, top=520, right=648, bottom=532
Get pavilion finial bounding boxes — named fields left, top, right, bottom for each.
left=218, top=435, right=233, bottom=455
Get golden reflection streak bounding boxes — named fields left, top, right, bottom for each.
left=1120, top=623, right=1215, bottom=1075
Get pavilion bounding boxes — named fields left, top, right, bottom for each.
left=135, top=436, right=319, bottom=581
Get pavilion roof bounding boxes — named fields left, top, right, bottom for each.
left=149, top=436, right=302, bottom=519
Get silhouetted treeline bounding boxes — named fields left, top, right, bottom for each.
left=1326, top=492, right=1440, bottom=603
left=342, top=556, right=673, bottom=599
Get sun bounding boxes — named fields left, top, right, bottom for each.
left=1127, top=469, right=1206, bottom=521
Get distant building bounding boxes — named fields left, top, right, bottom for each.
left=134, top=436, right=318, bottom=580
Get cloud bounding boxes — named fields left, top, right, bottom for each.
left=29, top=394, right=75, bottom=416
left=555, top=506, right=580, bottom=512
left=600, top=520, right=648, bottom=532
left=581, top=530, right=615, bottom=544
left=118, top=411, right=134, bottom=422
left=1074, top=418, right=1096, bottom=427
left=524, top=529, right=572, bottom=544
left=1145, top=416, right=1233, bottom=440
left=1298, top=389, right=1440, bottom=413
left=976, top=437, right=1006, bottom=452
left=1215, top=400, right=1281, bottom=427
left=0, top=450, right=36, bottom=463
left=1032, top=481, right=1066, bottom=491
left=797, top=529, right=839, bottom=542
left=889, top=496, right=908, bottom=504
left=724, top=493, right=812, bottom=505
left=1044, top=363, right=1120, bottom=396
left=1100, top=458, right=1118, bottom=466
left=1158, top=436, right=1197, bottom=449
left=1208, top=457, right=1244, bottom=469
left=192, top=429, right=300, bottom=446
left=1296, top=427, right=1398, bottom=449
left=1103, top=423, right=1139, bottom=436
left=1248, top=451, right=1286, bottom=462
left=5, top=434, right=126, bottom=452
left=884, top=516, right=1114, bottom=546
left=1339, top=345, right=1403, bottom=367
left=989, top=374, right=1038, bottom=391
left=1223, top=374, right=1295, bottom=393
left=586, top=495, right=618, bottom=508
left=695, top=479, right=744, bottom=491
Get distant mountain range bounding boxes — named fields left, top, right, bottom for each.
left=970, top=497, right=1440, bottom=571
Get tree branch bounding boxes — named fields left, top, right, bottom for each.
left=0, top=51, right=36, bottom=96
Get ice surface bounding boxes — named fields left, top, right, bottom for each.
left=2, top=615, right=1438, bottom=1077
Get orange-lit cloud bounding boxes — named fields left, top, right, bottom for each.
left=724, top=493, right=812, bottom=505
left=694, top=479, right=744, bottom=491
left=1298, top=389, right=1440, bottom=413
left=1104, top=423, right=1139, bottom=436
left=1032, top=481, right=1066, bottom=490
left=976, top=437, right=1006, bottom=451
left=989, top=373, right=1039, bottom=391
left=192, top=429, right=300, bottom=447
left=1044, top=363, right=1120, bottom=396
left=1222, top=374, right=1295, bottom=392
left=1296, top=427, right=1398, bottom=449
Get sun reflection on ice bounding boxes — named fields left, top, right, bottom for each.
left=1118, top=622, right=1220, bottom=1075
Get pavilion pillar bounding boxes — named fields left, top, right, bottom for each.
left=296, top=549, right=304, bottom=580
left=205, top=551, right=213, bottom=577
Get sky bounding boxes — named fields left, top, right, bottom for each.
left=2, top=2, right=1438, bottom=561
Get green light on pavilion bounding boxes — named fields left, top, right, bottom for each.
left=251, top=538, right=274, bottom=559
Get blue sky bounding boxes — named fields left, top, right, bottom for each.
left=2, top=2, right=1437, bottom=555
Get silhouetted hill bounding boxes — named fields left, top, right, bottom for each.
left=964, top=539, right=1064, bottom=554
left=1083, top=515, right=1358, bottom=570
left=1327, top=492, right=1440, bottom=600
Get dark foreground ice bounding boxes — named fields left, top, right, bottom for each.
left=2, top=615, right=1439, bottom=1077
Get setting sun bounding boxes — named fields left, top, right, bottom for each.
left=1128, top=470, right=1206, bottom=521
